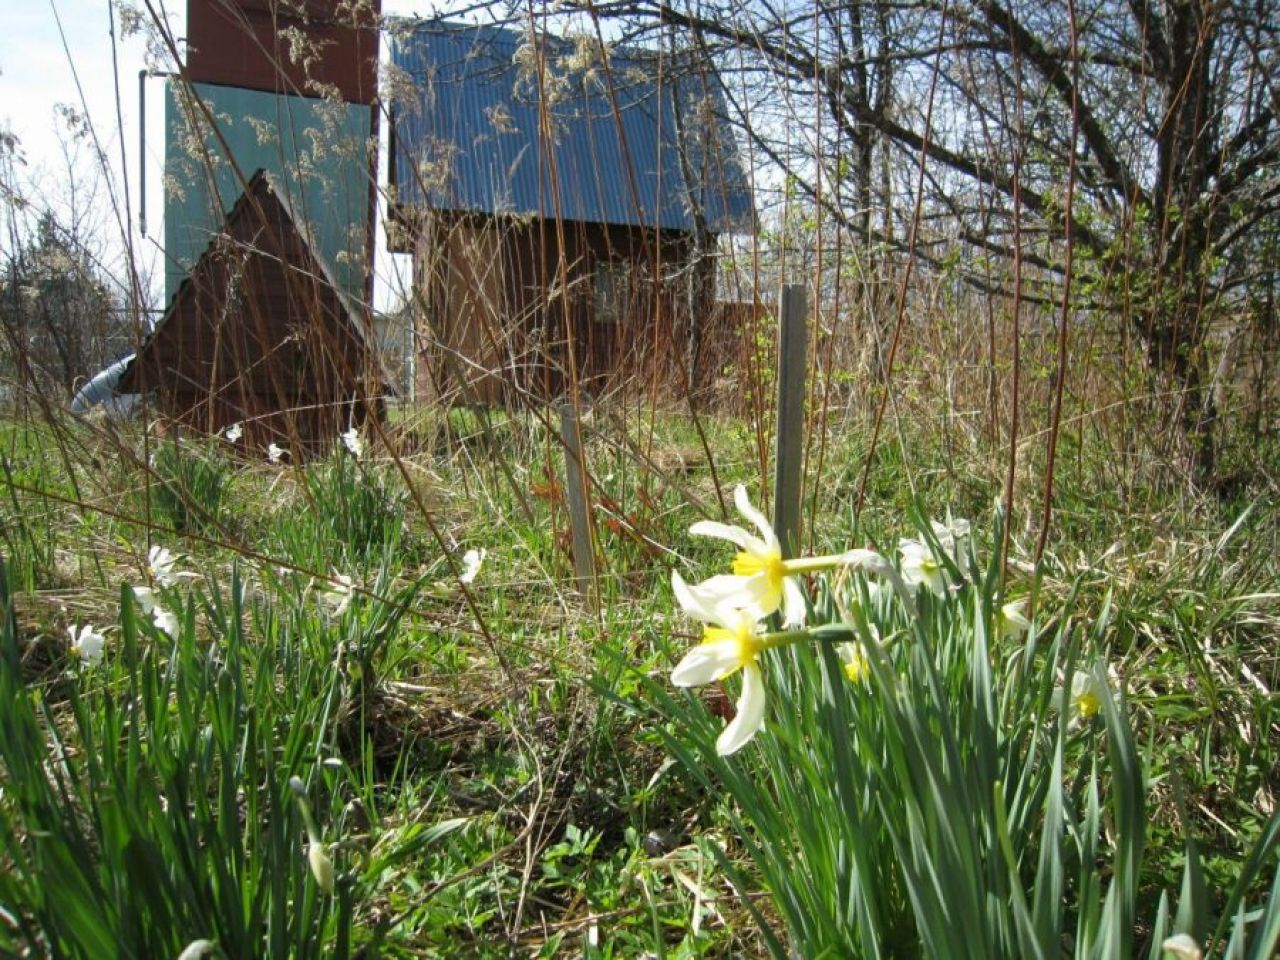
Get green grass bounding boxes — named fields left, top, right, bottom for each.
left=0, top=404, right=1274, bottom=957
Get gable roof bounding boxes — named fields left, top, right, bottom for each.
left=120, top=168, right=387, bottom=401
left=387, top=20, right=753, bottom=235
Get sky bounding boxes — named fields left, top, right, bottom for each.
left=0, top=0, right=458, bottom=313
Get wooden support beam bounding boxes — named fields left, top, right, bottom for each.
left=772, top=284, right=807, bottom=558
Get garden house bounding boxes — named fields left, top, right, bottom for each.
left=386, top=20, right=754, bottom=404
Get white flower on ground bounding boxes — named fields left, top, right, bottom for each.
left=340, top=427, right=363, bottom=458
left=899, top=537, right=948, bottom=596
left=153, top=608, right=180, bottom=640
left=147, top=545, right=195, bottom=588
left=133, top=584, right=179, bottom=639
left=322, top=573, right=354, bottom=617
left=267, top=442, right=286, bottom=464
left=1052, top=669, right=1110, bottom=724
left=459, top=548, right=486, bottom=585
left=68, top=624, right=106, bottom=665
left=224, top=422, right=243, bottom=443
left=996, top=599, right=1032, bottom=640
left=132, top=585, right=157, bottom=614
left=930, top=516, right=970, bottom=552
left=686, top=485, right=809, bottom=626
left=671, top=571, right=769, bottom=755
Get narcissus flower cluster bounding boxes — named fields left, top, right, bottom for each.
left=669, top=485, right=912, bottom=755
left=667, top=491, right=1081, bottom=757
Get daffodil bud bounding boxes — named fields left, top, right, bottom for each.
left=176, top=939, right=216, bottom=960
left=308, top=841, right=335, bottom=895
left=1161, top=933, right=1202, bottom=960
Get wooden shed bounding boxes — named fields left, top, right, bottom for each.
left=122, top=170, right=384, bottom=453
left=386, top=21, right=754, bottom=405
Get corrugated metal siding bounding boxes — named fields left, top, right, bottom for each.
left=186, top=0, right=380, bottom=104
left=164, top=81, right=373, bottom=303
left=389, top=21, right=753, bottom=234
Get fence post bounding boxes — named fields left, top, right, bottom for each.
left=559, top=402, right=598, bottom=606
left=772, top=284, right=807, bottom=558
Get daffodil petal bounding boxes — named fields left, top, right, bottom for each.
left=672, top=640, right=742, bottom=687
left=733, top=485, right=778, bottom=551
left=132, top=586, right=157, bottom=614
left=683, top=573, right=773, bottom=619
left=717, top=662, right=766, bottom=755
left=680, top=570, right=757, bottom=609
left=781, top=576, right=807, bottom=627
left=688, top=520, right=752, bottom=548
left=1049, top=685, right=1067, bottom=713
left=671, top=569, right=727, bottom=624
left=308, top=842, right=336, bottom=895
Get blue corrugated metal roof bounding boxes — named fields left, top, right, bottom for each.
left=389, top=20, right=753, bottom=233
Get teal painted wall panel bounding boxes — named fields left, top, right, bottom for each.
left=164, top=82, right=373, bottom=304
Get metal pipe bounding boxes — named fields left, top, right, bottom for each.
left=138, top=69, right=147, bottom=237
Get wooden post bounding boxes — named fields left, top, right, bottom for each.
left=772, top=284, right=807, bottom=558
left=559, top=402, right=597, bottom=605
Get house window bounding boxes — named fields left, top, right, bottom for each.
left=594, top=260, right=632, bottom=325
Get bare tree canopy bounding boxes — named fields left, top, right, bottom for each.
left=574, top=0, right=1280, bottom=474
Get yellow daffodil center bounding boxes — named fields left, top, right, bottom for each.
left=1074, top=690, right=1101, bottom=718
left=733, top=549, right=785, bottom=589
left=702, top=621, right=759, bottom=667
left=843, top=650, right=868, bottom=683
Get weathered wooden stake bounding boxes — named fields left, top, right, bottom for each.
left=772, top=284, right=808, bottom=558
left=559, top=402, right=598, bottom=605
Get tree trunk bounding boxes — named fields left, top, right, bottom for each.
left=1148, top=0, right=1219, bottom=479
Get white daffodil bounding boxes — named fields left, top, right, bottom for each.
left=133, top=586, right=179, bottom=638
left=132, top=585, right=157, bottom=614
left=68, top=624, right=106, bottom=665
left=340, top=428, right=363, bottom=459
left=153, top=608, right=180, bottom=640
left=996, top=599, right=1032, bottom=640
left=671, top=571, right=769, bottom=755
left=459, top=548, right=486, bottom=585
left=930, top=516, right=970, bottom=553
left=1052, top=670, right=1110, bottom=724
left=898, top=537, right=947, bottom=596
left=267, top=442, right=286, bottom=464
left=322, top=573, right=354, bottom=617
left=686, top=485, right=814, bottom=626
left=224, top=422, right=243, bottom=443
left=147, top=545, right=195, bottom=588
